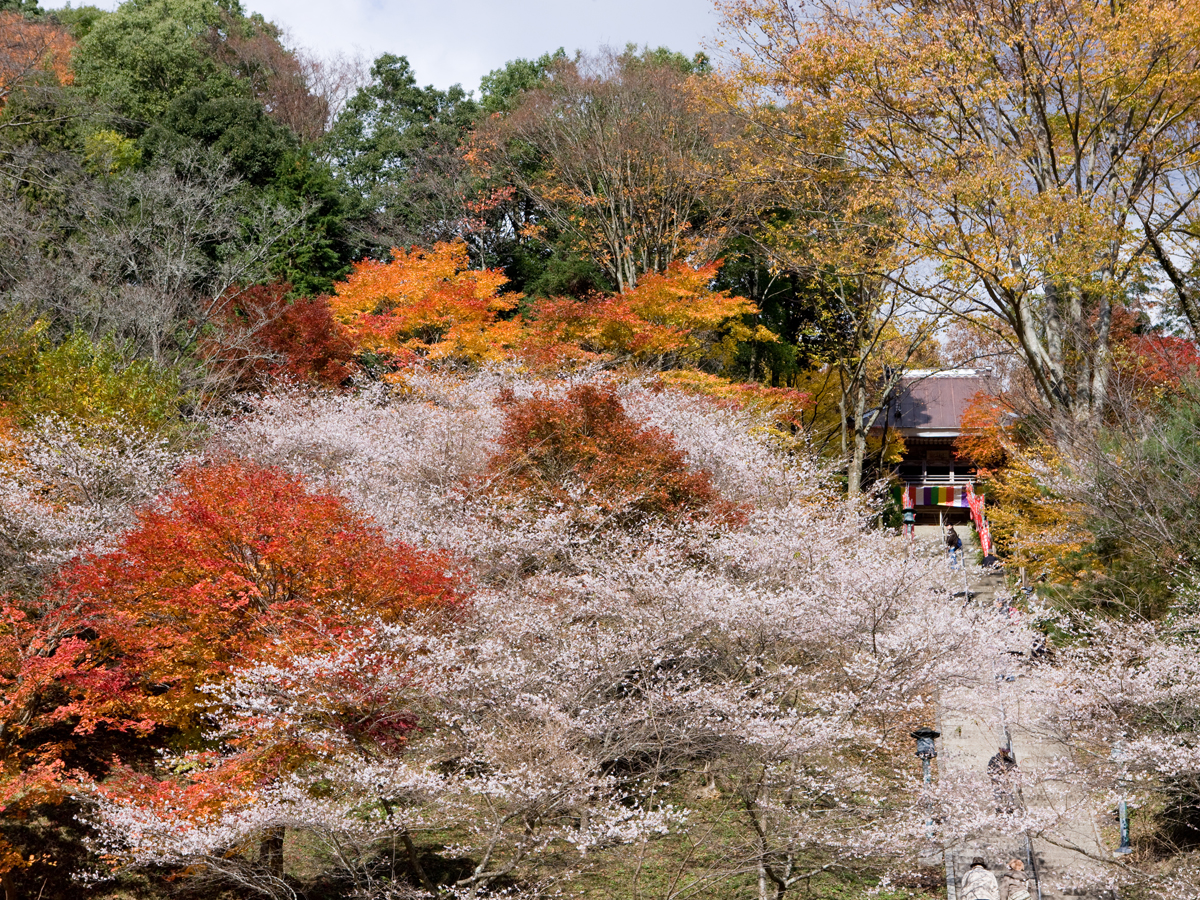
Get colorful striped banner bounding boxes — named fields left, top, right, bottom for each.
left=895, top=484, right=971, bottom=508
left=889, top=483, right=995, bottom=555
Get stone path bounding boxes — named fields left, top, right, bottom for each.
left=916, top=529, right=1114, bottom=900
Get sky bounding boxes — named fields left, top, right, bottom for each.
left=48, top=0, right=726, bottom=93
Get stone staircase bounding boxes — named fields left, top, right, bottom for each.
left=915, top=532, right=1114, bottom=900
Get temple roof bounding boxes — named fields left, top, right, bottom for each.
left=877, top=369, right=997, bottom=437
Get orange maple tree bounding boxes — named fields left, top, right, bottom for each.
left=0, top=12, right=74, bottom=110
left=522, top=261, right=764, bottom=368
left=329, top=241, right=520, bottom=364
left=954, top=392, right=1015, bottom=474
left=328, top=243, right=768, bottom=375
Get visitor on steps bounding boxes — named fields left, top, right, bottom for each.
left=999, top=858, right=1032, bottom=900
left=946, top=524, right=963, bottom=570
left=960, top=857, right=1000, bottom=900
left=988, top=746, right=1020, bottom=813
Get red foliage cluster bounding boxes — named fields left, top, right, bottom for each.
left=1114, top=333, right=1200, bottom=398
left=205, top=283, right=357, bottom=391
left=488, top=384, right=743, bottom=526
left=0, top=459, right=465, bottom=865
left=59, top=459, right=464, bottom=726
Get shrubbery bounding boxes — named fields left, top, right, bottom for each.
left=2, top=329, right=183, bottom=433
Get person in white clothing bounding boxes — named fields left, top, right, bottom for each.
left=960, top=857, right=1000, bottom=900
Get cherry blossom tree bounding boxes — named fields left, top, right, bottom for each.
left=82, top=371, right=1022, bottom=899
left=0, top=416, right=183, bottom=590
left=1016, top=602, right=1200, bottom=897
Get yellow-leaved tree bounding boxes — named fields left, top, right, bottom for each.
left=717, top=0, right=1200, bottom=423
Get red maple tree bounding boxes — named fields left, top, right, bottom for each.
left=488, top=383, right=743, bottom=527
left=204, top=282, right=358, bottom=391
left=59, top=459, right=465, bottom=725
left=0, top=459, right=465, bottom=886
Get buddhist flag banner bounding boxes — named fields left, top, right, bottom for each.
left=965, top=484, right=994, bottom=556
left=895, top=484, right=971, bottom=508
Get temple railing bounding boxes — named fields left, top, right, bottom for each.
left=912, top=473, right=977, bottom=485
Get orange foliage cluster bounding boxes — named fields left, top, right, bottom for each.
left=329, top=242, right=763, bottom=372
left=954, top=391, right=1013, bottom=472
left=487, top=383, right=744, bottom=527
left=0, top=12, right=74, bottom=107
left=330, top=241, right=520, bottom=364
left=523, top=261, right=761, bottom=367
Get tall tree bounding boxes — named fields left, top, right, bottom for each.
left=72, top=0, right=248, bottom=126
left=478, top=48, right=565, bottom=115
left=0, top=0, right=44, bottom=13
left=704, top=104, right=946, bottom=494
left=718, top=0, right=1200, bottom=421
left=2, top=152, right=307, bottom=372
left=203, top=11, right=331, bottom=142
left=325, top=53, right=479, bottom=252
left=473, top=46, right=734, bottom=292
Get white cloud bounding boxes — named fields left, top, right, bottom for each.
left=49, top=0, right=721, bottom=93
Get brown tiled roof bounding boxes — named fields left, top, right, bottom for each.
left=881, top=374, right=996, bottom=431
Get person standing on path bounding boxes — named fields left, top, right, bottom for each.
left=960, top=857, right=1001, bottom=900
left=946, top=524, right=963, bottom=569
left=988, top=747, right=1017, bottom=778
left=998, top=858, right=1032, bottom=900
left=988, top=746, right=1020, bottom=812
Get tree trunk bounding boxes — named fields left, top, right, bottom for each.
left=259, top=826, right=285, bottom=881
left=1089, top=290, right=1112, bottom=419
left=1042, top=280, right=1070, bottom=411
left=401, top=828, right=440, bottom=898
left=847, top=374, right=870, bottom=497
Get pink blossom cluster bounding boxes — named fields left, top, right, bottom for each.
left=73, top=370, right=1200, bottom=898
left=0, top=416, right=183, bottom=583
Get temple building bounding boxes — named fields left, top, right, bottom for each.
left=877, top=368, right=997, bottom=525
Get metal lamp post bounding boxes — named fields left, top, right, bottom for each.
left=1112, top=742, right=1133, bottom=855
left=912, top=727, right=941, bottom=839
left=1116, top=799, right=1132, bottom=855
